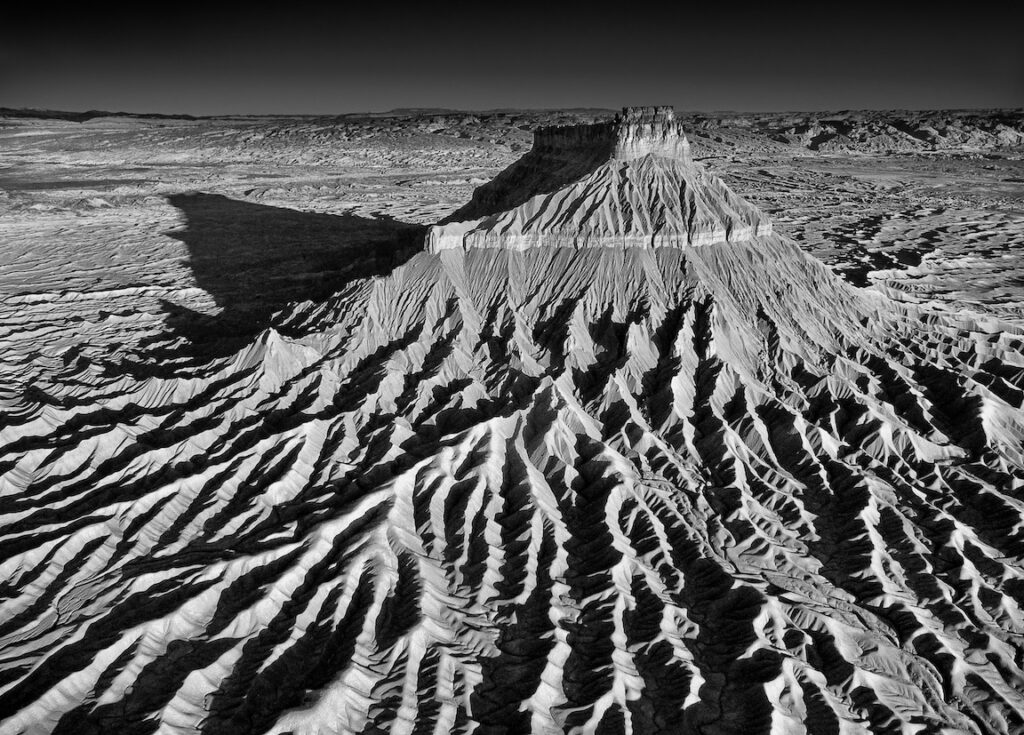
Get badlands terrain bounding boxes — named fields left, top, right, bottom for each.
left=1, top=105, right=1024, bottom=734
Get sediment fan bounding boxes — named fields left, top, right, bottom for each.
left=3, top=108, right=1024, bottom=735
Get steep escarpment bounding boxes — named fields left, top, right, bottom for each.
left=438, top=107, right=692, bottom=223
left=3, top=109, right=1024, bottom=735
left=427, top=107, right=771, bottom=253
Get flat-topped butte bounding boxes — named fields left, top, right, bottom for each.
left=426, top=106, right=771, bottom=253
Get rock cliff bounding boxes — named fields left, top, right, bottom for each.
left=427, top=107, right=771, bottom=253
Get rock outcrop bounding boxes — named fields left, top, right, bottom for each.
left=426, top=107, right=771, bottom=252
left=6, top=107, right=1024, bottom=735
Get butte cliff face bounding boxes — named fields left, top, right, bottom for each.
left=4, top=109, right=1024, bottom=735
left=426, top=107, right=771, bottom=252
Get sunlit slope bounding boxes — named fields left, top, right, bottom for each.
left=4, top=236, right=1024, bottom=733
left=428, top=107, right=770, bottom=253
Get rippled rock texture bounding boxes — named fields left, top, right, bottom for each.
left=3, top=110, right=1024, bottom=735
left=426, top=108, right=771, bottom=253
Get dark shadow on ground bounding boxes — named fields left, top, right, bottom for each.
left=142, top=193, right=424, bottom=361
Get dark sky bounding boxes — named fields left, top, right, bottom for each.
left=4, top=5, right=1022, bottom=115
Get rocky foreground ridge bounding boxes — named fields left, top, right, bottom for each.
left=426, top=107, right=772, bottom=253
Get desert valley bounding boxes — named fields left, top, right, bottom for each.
left=2, top=105, right=1024, bottom=734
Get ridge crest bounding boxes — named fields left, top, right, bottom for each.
left=426, top=106, right=771, bottom=253
left=532, top=106, right=691, bottom=162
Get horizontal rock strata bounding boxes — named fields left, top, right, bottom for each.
left=427, top=107, right=771, bottom=253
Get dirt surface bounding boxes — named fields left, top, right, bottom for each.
left=3, top=108, right=1024, bottom=735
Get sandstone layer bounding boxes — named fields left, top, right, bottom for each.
left=426, top=108, right=771, bottom=253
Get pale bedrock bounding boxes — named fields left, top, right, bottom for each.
left=4, top=107, right=1024, bottom=735
left=427, top=107, right=771, bottom=253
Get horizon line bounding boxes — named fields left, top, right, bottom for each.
left=4, top=105, right=1023, bottom=122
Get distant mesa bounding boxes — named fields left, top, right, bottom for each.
left=426, top=106, right=772, bottom=253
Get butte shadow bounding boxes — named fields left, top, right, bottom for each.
left=147, top=192, right=424, bottom=360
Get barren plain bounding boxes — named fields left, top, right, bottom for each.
left=2, top=107, right=1024, bottom=734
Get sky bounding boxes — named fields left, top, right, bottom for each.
left=4, top=5, right=1022, bottom=115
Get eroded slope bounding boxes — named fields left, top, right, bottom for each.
left=427, top=107, right=771, bottom=253
left=3, top=237, right=1024, bottom=733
